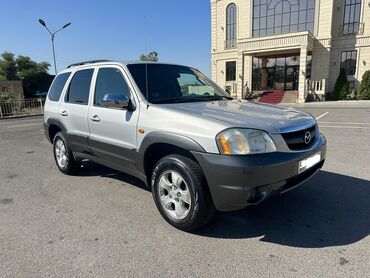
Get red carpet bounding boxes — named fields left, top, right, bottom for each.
left=258, top=90, right=285, bottom=104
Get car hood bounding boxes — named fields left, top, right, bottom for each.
left=160, top=100, right=316, bottom=134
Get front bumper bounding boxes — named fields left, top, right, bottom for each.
left=192, top=134, right=327, bottom=211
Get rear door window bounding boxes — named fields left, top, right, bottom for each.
left=48, top=72, right=71, bottom=102
left=65, top=69, right=94, bottom=105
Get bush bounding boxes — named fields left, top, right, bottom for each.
left=358, top=70, right=370, bottom=100
left=345, top=90, right=358, bottom=100
left=333, top=68, right=349, bottom=100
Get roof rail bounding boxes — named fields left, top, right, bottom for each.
left=67, top=60, right=111, bottom=68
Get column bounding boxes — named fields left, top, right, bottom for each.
left=298, top=46, right=308, bottom=103
left=260, top=57, right=268, bottom=90
left=236, top=51, right=244, bottom=99
left=244, top=55, right=253, bottom=97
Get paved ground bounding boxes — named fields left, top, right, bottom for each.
left=0, top=103, right=369, bottom=277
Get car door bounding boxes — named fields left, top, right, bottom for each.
left=87, top=65, right=139, bottom=173
left=58, top=67, right=95, bottom=154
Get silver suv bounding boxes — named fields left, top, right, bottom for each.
left=44, top=60, right=326, bottom=231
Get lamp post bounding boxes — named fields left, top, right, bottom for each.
left=38, top=19, right=71, bottom=75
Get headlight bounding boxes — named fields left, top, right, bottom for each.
left=216, top=128, right=277, bottom=155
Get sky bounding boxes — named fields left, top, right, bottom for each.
left=0, top=0, right=212, bottom=76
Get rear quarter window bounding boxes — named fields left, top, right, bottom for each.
left=47, top=72, right=71, bottom=102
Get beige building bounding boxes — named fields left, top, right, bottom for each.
left=211, top=0, right=370, bottom=102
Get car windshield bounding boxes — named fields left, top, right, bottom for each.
left=127, top=64, right=233, bottom=104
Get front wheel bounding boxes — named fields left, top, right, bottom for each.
left=151, top=155, right=215, bottom=232
left=53, top=132, right=81, bottom=175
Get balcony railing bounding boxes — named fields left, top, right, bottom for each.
left=225, top=82, right=237, bottom=98
left=341, top=22, right=365, bottom=36
left=224, top=39, right=237, bottom=50
left=305, top=79, right=326, bottom=101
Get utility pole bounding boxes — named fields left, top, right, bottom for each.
left=38, top=19, right=71, bottom=75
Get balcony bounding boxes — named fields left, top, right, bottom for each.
left=341, top=22, right=365, bottom=36
left=224, top=39, right=237, bottom=50
left=239, top=31, right=315, bottom=53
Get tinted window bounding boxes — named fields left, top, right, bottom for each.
left=94, top=68, right=130, bottom=106
left=127, top=64, right=231, bottom=104
left=48, top=72, right=71, bottom=102
left=66, top=69, right=94, bottom=104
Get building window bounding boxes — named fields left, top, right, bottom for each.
left=226, top=61, right=236, bottom=81
left=343, top=0, right=362, bottom=35
left=226, top=4, right=237, bottom=48
left=253, top=0, right=315, bottom=37
left=341, top=50, right=357, bottom=75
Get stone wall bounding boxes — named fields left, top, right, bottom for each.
left=0, top=81, right=24, bottom=99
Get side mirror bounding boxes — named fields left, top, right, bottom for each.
left=102, top=93, right=134, bottom=110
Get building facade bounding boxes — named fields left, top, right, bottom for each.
left=211, top=0, right=370, bottom=102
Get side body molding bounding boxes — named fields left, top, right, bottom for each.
left=136, top=131, right=206, bottom=174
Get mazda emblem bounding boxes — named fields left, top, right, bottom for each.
left=304, top=131, right=312, bottom=144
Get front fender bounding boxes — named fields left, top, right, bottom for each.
left=136, top=131, right=206, bottom=173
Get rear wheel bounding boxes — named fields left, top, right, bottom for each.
left=151, top=155, right=215, bottom=232
left=53, top=132, right=81, bottom=175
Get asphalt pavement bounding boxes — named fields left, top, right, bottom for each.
left=0, top=103, right=369, bottom=277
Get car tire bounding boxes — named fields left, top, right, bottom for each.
left=151, top=155, right=215, bottom=232
left=53, top=132, right=81, bottom=175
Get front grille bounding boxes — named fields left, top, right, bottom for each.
left=281, top=125, right=316, bottom=150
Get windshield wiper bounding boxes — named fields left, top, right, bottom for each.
left=197, top=95, right=233, bottom=101
left=150, top=95, right=233, bottom=104
left=150, top=97, right=192, bottom=104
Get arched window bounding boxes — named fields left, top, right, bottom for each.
left=253, top=0, right=315, bottom=37
left=226, top=3, right=237, bottom=42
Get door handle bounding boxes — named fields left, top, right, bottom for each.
left=60, top=110, right=68, bottom=116
left=90, top=115, right=100, bottom=122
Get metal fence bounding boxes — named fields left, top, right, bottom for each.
left=0, top=98, right=45, bottom=118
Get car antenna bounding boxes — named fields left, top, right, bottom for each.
left=144, top=15, right=149, bottom=109
left=145, top=62, right=149, bottom=109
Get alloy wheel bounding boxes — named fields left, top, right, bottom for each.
left=157, top=170, right=192, bottom=220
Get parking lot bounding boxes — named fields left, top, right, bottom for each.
left=0, top=102, right=369, bottom=277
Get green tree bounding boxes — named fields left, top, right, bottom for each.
left=0, top=52, right=52, bottom=98
left=140, top=51, right=158, bottom=62
left=0, top=52, right=17, bottom=80
left=358, top=70, right=370, bottom=100
left=333, top=68, right=349, bottom=100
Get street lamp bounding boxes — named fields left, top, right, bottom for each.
left=38, top=19, right=71, bottom=75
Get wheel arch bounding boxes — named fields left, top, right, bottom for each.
left=137, top=132, right=206, bottom=187
left=46, top=118, right=67, bottom=143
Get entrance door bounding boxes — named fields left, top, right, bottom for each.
left=285, top=66, right=299, bottom=90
